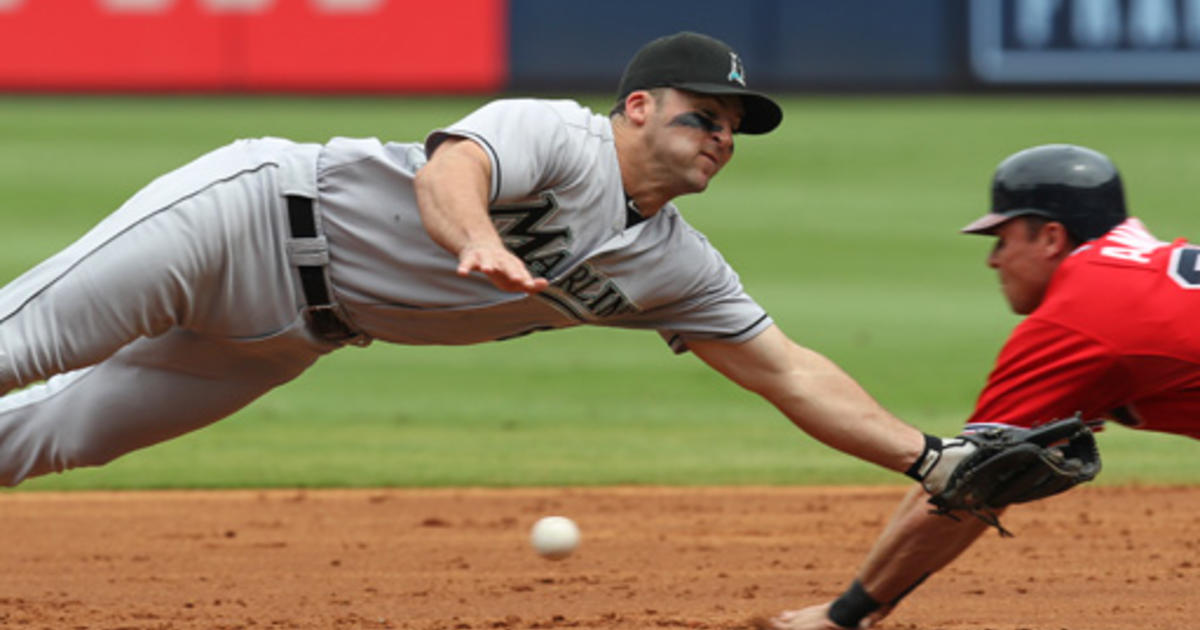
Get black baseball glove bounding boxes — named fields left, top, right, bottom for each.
left=926, top=416, right=1101, bottom=536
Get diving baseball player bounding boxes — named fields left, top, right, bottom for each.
left=0, top=32, right=973, bottom=499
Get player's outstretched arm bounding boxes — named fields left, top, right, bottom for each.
left=689, top=325, right=928, bottom=473
left=760, top=485, right=994, bottom=630
left=414, top=137, right=548, bottom=294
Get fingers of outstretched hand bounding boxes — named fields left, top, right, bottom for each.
left=754, top=604, right=852, bottom=630
left=457, top=245, right=547, bottom=293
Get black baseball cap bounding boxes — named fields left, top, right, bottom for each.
left=616, top=32, right=783, bottom=135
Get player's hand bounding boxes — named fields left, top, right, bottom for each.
left=457, top=242, right=549, bottom=294
left=756, top=603, right=876, bottom=629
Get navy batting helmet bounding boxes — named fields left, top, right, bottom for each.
left=961, top=144, right=1127, bottom=242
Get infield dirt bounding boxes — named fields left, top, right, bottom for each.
left=0, top=485, right=1195, bottom=629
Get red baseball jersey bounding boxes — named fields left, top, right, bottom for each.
left=967, top=218, right=1200, bottom=439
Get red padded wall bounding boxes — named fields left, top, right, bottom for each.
left=0, top=0, right=507, bottom=91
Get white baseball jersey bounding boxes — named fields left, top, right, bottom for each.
left=317, top=98, right=772, bottom=352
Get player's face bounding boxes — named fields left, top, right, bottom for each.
left=646, top=89, right=743, bottom=192
left=986, top=218, right=1060, bottom=315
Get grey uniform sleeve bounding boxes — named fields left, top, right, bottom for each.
left=652, top=252, right=772, bottom=354
left=584, top=211, right=773, bottom=354
left=424, top=99, right=586, bottom=204
left=657, top=302, right=771, bottom=354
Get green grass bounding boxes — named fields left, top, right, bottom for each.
left=1, top=94, right=1197, bottom=490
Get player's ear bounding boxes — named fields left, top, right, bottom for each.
left=623, top=90, right=653, bottom=126
left=1041, top=221, right=1074, bottom=257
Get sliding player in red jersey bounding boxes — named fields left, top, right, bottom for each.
left=767, top=143, right=1200, bottom=629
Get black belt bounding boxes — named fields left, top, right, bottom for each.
left=286, top=195, right=360, bottom=343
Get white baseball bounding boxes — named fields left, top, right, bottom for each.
left=529, top=515, right=580, bottom=560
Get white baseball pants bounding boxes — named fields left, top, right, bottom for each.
left=0, top=138, right=338, bottom=486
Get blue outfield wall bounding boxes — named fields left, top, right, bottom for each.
left=507, top=0, right=968, bottom=92
left=508, top=0, right=1200, bottom=92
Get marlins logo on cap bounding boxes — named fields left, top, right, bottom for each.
left=727, top=52, right=746, bottom=86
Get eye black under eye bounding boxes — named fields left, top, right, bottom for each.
left=670, top=112, right=723, bottom=134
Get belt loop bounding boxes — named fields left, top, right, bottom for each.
left=284, top=195, right=369, bottom=346
left=286, top=237, right=330, bottom=268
